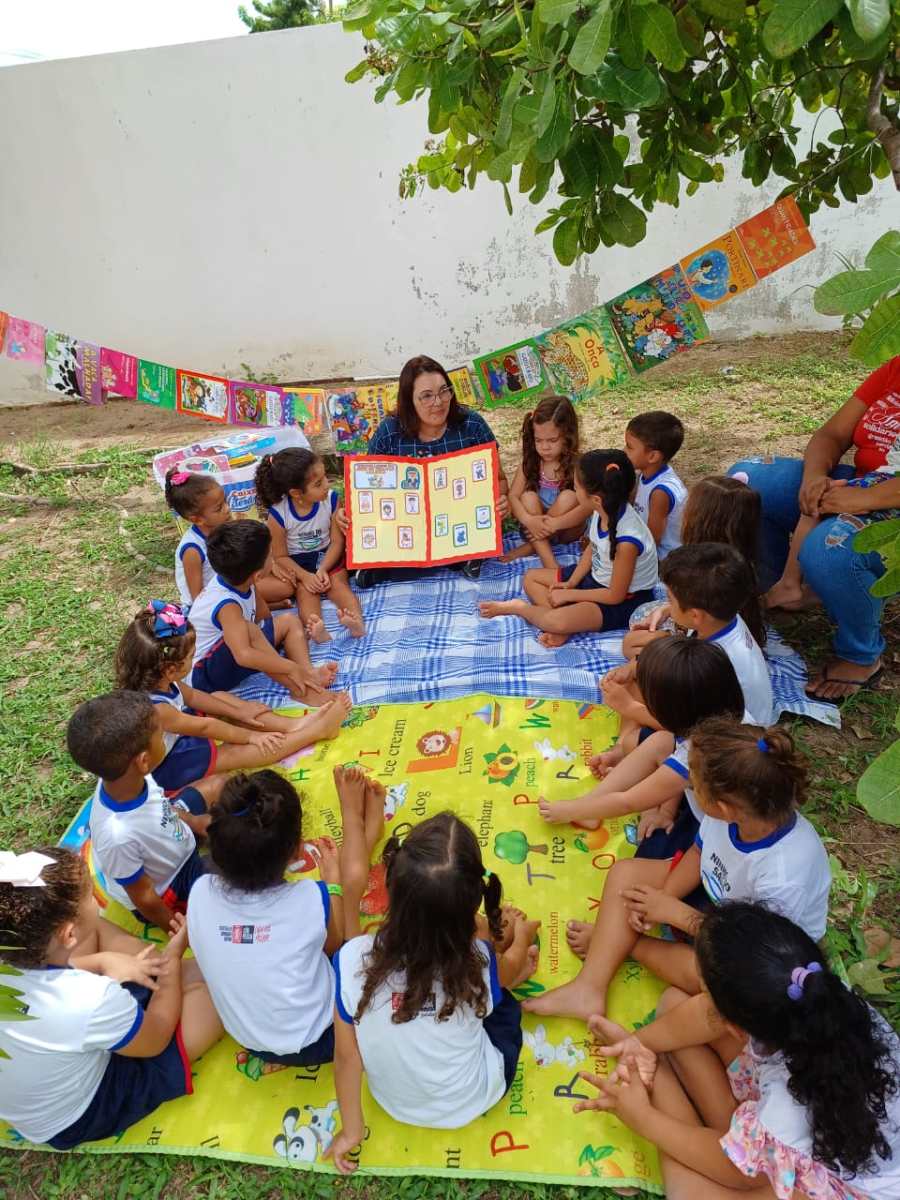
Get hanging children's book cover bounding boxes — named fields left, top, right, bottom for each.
left=0, top=313, right=8, bottom=354
left=345, top=443, right=502, bottom=568
left=227, top=380, right=287, bottom=427
left=356, top=382, right=395, bottom=431
left=137, top=360, right=177, bottom=410
left=326, top=391, right=372, bottom=454
left=735, top=196, right=816, bottom=279
left=679, top=231, right=758, bottom=310
left=99, top=348, right=138, bottom=398
left=535, top=306, right=632, bottom=403
left=605, top=267, right=710, bottom=373
left=45, top=331, right=80, bottom=397
left=282, top=387, right=330, bottom=437
left=448, top=366, right=481, bottom=407
left=176, top=369, right=229, bottom=423
left=75, top=341, right=104, bottom=405
left=473, top=339, right=547, bottom=408
left=6, top=317, right=46, bottom=363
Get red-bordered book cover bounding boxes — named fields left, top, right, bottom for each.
left=344, top=443, right=502, bottom=569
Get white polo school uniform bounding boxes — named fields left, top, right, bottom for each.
left=188, top=575, right=258, bottom=664
left=632, top=464, right=687, bottom=559
left=174, top=525, right=212, bottom=608
left=587, top=504, right=659, bottom=592
left=267, top=490, right=338, bottom=558
left=704, top=616, right=774, bottom=727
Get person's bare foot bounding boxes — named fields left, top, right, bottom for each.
left=337, top=607, right=366, bottom=638
left=289, top=693, right=351, bottom=744
left=522, top=974, right=605, bottom=1020
left=537, top=631, right=568, bottom=648
left=764, top=577, right=806, bottom=610
left=806, top=658, right=883, bottom=701
left=316, top=661, right=340, bottom=687
left=496, top=905, right=527, bottom=952
left=479, top=599, right=528, bottom=619
left=364, top=778, right=385, bottom=853
left=538, top=795, right=597, bottom=825
left=566, top=919, right=594, bottom=960
left=333, top=763, right=367, bottom=820
left=500, top=542, right=533, bottom=563
left=305, top=614, right=332, bottom=644
left=510, top=944, right=540, bottom=989
left=588, top=745, right=623, bottom=779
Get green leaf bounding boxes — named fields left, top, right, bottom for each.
left=535, top=89, right=571, bottom=162
left=537, top=0, right=579, bottom=24
left=853, top=516, right=900, bottom=553
left=850, top=294, right=900, bottom=367
left=529, top=159, right=556, bottom=203
left=605, top=194, right=647, bottom=245
left=814, top=269, right=900, bottom=316
left=496, top=68, right=526, bottom=147
left=553, top=217, right=581, bottom=265
left=569, top=0, right=613, bottom=74
left=858, top=738, right=900, bottom=826
left=762, top=0, right=842, bottom=58
left=617, top=2, right=647, bottom=68
left=561, top=128, right=601, bottom=196
left=846, top=0, right=890, bottom=40
left=344, top=60, right=370, bottom=83
left=694, top=0, right=744, bottom=19
left=595, top=130, right=625, bottom=185
left=866, top=231, right=900, bottom=276
left=870, top=563, right=900, bottom=599
left=847, top=958, right=892, bottom=995
left=638, top=3, right=687, bottom=69
left=486, top=147, right=518, bottom=181
left=535, top=70, right=559, bottom=136
left=593, top=63, right=665, bottom=107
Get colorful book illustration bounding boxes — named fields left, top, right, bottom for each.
left=606, top=267, right=709, bottom=374
left=99, top=349, right=138, bottom=398
left=45, top=331, right=81, bottom=397
left=474, top=339, right=547, bottom=408
left=6, top=317, right=46, bottom=364
left=326, top=390, right=375, bottom=454
left=448, top=366, right=480, bottom=407
left=176, top=369, right=229, bottom=422
left=735, top=196, right=816, bottom=279
left=227, top=380, right=287, bottom=427
left=283, top=387, right=329, bottom=437
left=345, top=444, right=502, bottom=569
left=137, top=360, right=177, bottom=410
left=536, top=306, right=632, bottom=402
left=75, top=341, right=104, bottom=405
left=356, top=383, right=393, bottom=433
left=0, top=313, right=8, bottom=354
left=679, top=231, right=758, bottom=310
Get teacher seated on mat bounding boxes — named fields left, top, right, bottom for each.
left=341, top=354, right=510, bottom=588
left=729, top=354, right=900, bottom=701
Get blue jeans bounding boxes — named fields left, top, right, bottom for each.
left=728, top=457, right=888, bottom=666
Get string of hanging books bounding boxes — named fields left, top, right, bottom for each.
left=0, top=197, right=814, bottom=453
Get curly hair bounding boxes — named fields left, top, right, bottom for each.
left=681, top=475, right=765, bottom=648
left=164, top=469, right=219, bottom=520
left=0, top=847, right=87, bottom=968
left=115, top=606, right=196, bottom=693
left=355, top=812, right=503, bottom=1024
left=697, top=902, right=899, bottom=1178
left=254, top=448, right=321, bottom=513
left=207, top=771, right=301, bottom=891
left=688, top=716, right=808, bottom=822
left=521, top=395, right=580, bottom=494
left=575, top=449, right=636, bottom=560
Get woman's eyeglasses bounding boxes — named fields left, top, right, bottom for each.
left=415, top=385, right=454, bottom=406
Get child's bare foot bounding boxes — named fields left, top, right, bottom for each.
left=496, top=905, right=527, bottom=952
left=764, top=577, right=806, bottom=610
left=522, top=974, right=605, bottom=1020
left=510, top=944, right=540, bottom=989
left=333, top=763, right=367, bottom=817
left=500, top=542, right=533, bottom=563
left=538, top=795, right=597, bottom=825
left=305, top=615, right=332, bottom=644
left=292, top=693, right=351, bottom=744
left=316, top=661, right=340, bottom=687
left=364, top=778, right=385, bottom=853
left=337, top=607, right=366, bottom=638
left=565, top=919, right=594, bottom=960
left=479, top=599, right=528, bottom=619
left=537, top=631, right=568, bottom=648
left=589, top=745, right=623, bottom=779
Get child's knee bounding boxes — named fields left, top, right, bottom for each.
left=656, top=985, right=692, bottom=1017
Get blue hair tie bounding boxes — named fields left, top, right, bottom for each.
left=757, top=737, right=769, bottom=752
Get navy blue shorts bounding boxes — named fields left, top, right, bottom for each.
left=483, top=989, right=523, bottom=1092
left=131, top=847, right=209, bottom=921
left=291, top=551, right=322, bottom=573
left=152, top=737, right=216, bottom=792
left=170, top=786, right=209, bottom=817
left=191, top=616, right=276, bottom=692
left=48, top=984, right=191, bottom=1149
left=557, top=566, right=655, bottom=632
left=246, top=1022, right=335, bottom=1067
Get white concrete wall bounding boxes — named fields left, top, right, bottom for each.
left=0, top=23, right=892, bottom=405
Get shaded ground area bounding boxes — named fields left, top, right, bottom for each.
left=0, top=331, right=897, bottom=1200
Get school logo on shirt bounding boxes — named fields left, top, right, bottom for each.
left=219, top=924, right=271, bottom=944
left=391, top=991, right=436, bottom=1016
left=160, top=799, right=187, bottom=842
left=702, top=851, right=730, bottom=903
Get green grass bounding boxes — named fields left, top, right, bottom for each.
left=0, top=341, right=898, bottom=1197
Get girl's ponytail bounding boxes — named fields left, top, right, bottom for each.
left=253, top=454, right=279, bottom=512
left=482, top=870, right=503, bottom=942
left=254, top=448, right=320, bottom=514
left=164, top=468, right=215, bottom=520
left=576, top=449, right=636, bottom=559
left=689, top=717, right=808, bottom=823
left=697, top=902, right=898, bottom=1178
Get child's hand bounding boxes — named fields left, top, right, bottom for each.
left=315, top=568, right=331, bottom=590
left=588, top=1015, right=658, bottom=1089
left=599, top=675, right=630, bottom=713
left=301, top=570, right=325, bottom=594
left=574, top=1061, right=652, bottom=1126
left=270, top=558, right=296, bottom=585
left=602, top=662, right=635, bottom=688
left=548, top=584, right=574, bottom=608
left=316, top=836, right=341, bottom=885
left=100, top=946, right=165, bottom=990
left=240, top=701, right=273, bottom=728
left=167, top=912, right=190, bottom=958
left=646, top=604, right=671, bottom=632
left=247, top=730, right=286, bottom=754
left=637, top=807, right=674, bottom=841
left=325, top=1125, right=363, bottom=1174
left=621, top=884, right=676, bottom=932
left=514, top=915, right=541, bottom=945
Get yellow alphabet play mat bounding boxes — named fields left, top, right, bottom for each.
left=1, top=695, right=665, bottom=1192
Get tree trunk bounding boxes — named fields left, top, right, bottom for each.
left=867, top=67, right=900, bottom=192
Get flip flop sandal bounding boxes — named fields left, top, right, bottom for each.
left=805, top=665, right=884, bottom=704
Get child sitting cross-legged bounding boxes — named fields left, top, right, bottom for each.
left=623, top=411, right=687, bottom=560
left=327, top=813, right=541, bottom=1171
left=525, top=717, right=829, bottom=1024
left=116, top=600, right=350, bottom=801
left=0, top=847, right=222, bottom=1149
left=189, top=519, right=338, bottom=706
left=187, top=766, right=384, bottom=1071
left=580, top=903, right=900, bottom=1200
left=67, top=691, right=211, bottom=933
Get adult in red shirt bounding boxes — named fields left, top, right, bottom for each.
left=729, top=356, right=900, bottom=700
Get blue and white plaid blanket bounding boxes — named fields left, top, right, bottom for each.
left=237, top=545, right=840, bottom=728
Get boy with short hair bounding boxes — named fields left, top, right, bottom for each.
left=67, top=691, right=210, bottom=932
left=189, top=519, right=338, bottom=705
left=624, top=411, right=687, bottom=559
